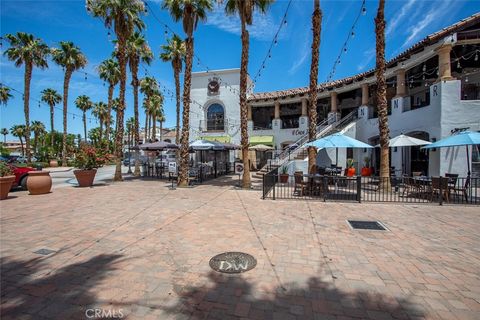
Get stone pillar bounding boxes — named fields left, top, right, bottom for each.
left=274, top=101, right=280, bottom=119
left=247, top=105, right=252, bottom=121
left=330, top=91, right=338, bottom=112
left=361, top=84, right=369, bottom=106
left=395, top=69, right=406, bottom=97
left=436, top=44, right=454, bottom=81
left=301, top=98, right=308, bottom=116
left=300, top=97, right=309, bottom=131
left=273, top=101, right=281, bottom=129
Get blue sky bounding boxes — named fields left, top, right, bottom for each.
left=1, top=0, right=479, bottom=140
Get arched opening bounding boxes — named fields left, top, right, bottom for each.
left=206, top=103, right=225, bottom=131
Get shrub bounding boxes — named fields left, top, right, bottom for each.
left=0, top=161, right=14, bottom=177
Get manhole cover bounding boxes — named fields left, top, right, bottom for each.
left=209, top=252, right=257, bottom=274
left=348, top=220, right=387, bottom=231
left=33, top=248, right=56, bottom=255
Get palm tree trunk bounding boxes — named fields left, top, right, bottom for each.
left=50, top=103, right=55, bottom=149
left=144, top=112, right=149, bottom=142
left=375, top=0, right=390, bottom=190
left=240, top=19, right=251, bottom=189
left=19, top=137, right=24, bottom=157
left=24, top=63, right=32, bottom=163
left=62, top=68, right=72, bottom=167
left=114, top=37, right=127, bottom=181
left=34, top=133, right=38, bottom=156
left=83, top=111, right=87, bottom=142
left=174, top=66, right=181, bottom=145
left=178, top=37, right=194, bottom=187
left=308, top=0, right=322, bottom=174
left=3, top=134, right=6, bottom=144
left=148, top=115, right=152, bottom=140
left=152, top=114, right=156, bottom=141
left=160, top=120, right=163, bottom=141
left=106, top=84, right=114, bottom=145
left=132, top=63, right=141, bottom=176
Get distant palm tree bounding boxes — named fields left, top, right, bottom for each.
left=126, top=117, right=135, bottom=150
left=87, top=0, right=146, bottom=181
left=92, top=102, right=108, bottom=142
left=98, top=57, right=120, bottom=144
left=0, top=86, right=13, bottom=106
left=146, top=93, right=164, bottom=141
left=40, top=88, right=62, bottom=149
left=162, top=0, right=213, bottom=187
left=4, top=32, right=49, bottom=162
left=126, top=31, right=153, bottom=176
left=375, top=0, right=390, bottom=190
left=1, top=128, right=9, bottom=143
left=51, top=41, right=87, bottom=166
left=224, top=0, right=274, bottom=188
left=140, top=76, right=159, bottom=141
left=30, top=120, right=46, bottom=156
left=160, top=34, right=186, bottom=145
left=307, top=0, right=322, bottom=173
left=157, top=112, right=165, bottom=142
left=10, top=124, right=26, bottom=157
left=75, top=95, right=93, bottom=142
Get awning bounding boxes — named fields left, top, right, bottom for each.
left=202, top=136, right=231, bottom=143
left=250, top=135, right=274, bottom=147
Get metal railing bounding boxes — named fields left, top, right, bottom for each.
left=262, top=173, right=480, bottom=205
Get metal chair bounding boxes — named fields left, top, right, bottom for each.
left=430, top=177, right=449, bottom=203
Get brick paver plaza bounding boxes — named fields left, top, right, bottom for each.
left=1, top=176, right=479, bottom=319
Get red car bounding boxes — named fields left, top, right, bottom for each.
left=4, top=163, right=36, bottom=190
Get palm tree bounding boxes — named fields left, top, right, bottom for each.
left=0, top=86, right=13, bottom=106
left=146, top=93, right=164, bottom=141
left=140, top=76, right=159, bottom=141
left=98, top=57, right=120, bottom=144
left=375, top=0, right=390, bottom=190
left=4, top=32, right=49, bottom=162
left=51, top=41, right=87, bottom=166
left=87, top=0, right=146, bottom=181
left=126, top=31, right=153, bottom=176
left=224, top=0, right=273, bottom=188
left=307, top=0, right=322, bottom=174
left=92, top=102, right=108, bottom=142
left=40, top=88, right=62, bottom=149
left=30, top=121, right=46, bottom=156
left=160, top=34, right=186, bottom=145
left=1, top=128, right=9, bottom=143
left=10, top=125, right=26, bottom=157
left=75, top=95, right=93, bottom=142
left=157, top=113, right=165, bottom=142
left=162, top=0, right=213, bottom=187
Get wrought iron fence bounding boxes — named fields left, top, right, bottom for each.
left=262, top=173, right=480, bottom=205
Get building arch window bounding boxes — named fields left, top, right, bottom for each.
left=206, top=103, right=225, bottom=131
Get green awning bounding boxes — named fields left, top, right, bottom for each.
left=203, top=136, right=231, bottom=143
left=250, top=135, right=274, bottom=147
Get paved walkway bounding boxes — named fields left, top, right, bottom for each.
left=1, top=176, right=479, bottom=319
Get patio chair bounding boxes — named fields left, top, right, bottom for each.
left=445, top=173, right=459, bottom=194
left=402, top=177, right=420, bottom=197
left=294, top=171, right=308, bottom=196
left=451, top=176, right=470, bottom=203
left=430, top=177, right=449, bottom=203
left=412, top=171, right=422, bottom=177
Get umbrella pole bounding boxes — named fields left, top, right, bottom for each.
left=215, top=150, right=217, bottom=178
left=466, top=145, right=471, bottom=177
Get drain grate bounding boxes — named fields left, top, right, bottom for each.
left=34, top=248, right=56, bottom=255
left=348, top=220, right=387, bottom=231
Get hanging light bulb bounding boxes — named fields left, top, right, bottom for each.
left=457, top=61, right=461, bottom=69
left=475, top=52, right=479, bottom=62
left=84, top=73, right=87, bottom=80
left=465, top=76, right=469, bottom=83
left=284, top=19, right=287, bottom=25
left=351, top=31, right=355, bottom=38
left=38, top=101, right=41, bottom=108
left=362, top=6, right=366, bottom=15
left=422, top=64, right=426, bottom=72
left=344, top=47, right=347, bottom=53
left=274, top=39, right=278, bottom=45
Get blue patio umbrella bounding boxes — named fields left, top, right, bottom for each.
left=422, top=131, right=480, bottom=177
left=305, top=132, right=373, bottom=166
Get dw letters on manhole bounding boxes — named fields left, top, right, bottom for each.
left=209, top=252, right=257, bottom=274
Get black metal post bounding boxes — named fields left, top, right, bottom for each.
left=439, top=177, right=443, bottom=206
left=356, top=175, right=362, bottom=203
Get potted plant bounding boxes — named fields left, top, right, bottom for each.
left=361, top=156, right=372, bottom=176
left=279, top=165, right=289, bottom=183
left=346, top=158, right=356, bottom=177
left=73, top=144, right=110, bottom=187
left=0, top=162, right=15, bottom=200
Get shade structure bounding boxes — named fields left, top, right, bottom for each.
left=250, top=135, right=274, bottom=147
left=190, top=139, right=225, bottom=151
left=305, top=133, right=373, bottom=149
left=223, top=142, right=240, bottom=150
left=388, top=134, right=432, bottom=147
left=138, top=141, right=179, bottom=151
left=202, top=136, right=231, bottom=143
left=422, top=131, right=480, bottom=177
left=249, top=144, right=274, bottom=151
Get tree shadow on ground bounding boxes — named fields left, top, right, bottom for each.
left=157, top=271, right=425, bottom=320
left=1, top=253, right=125, bottom=320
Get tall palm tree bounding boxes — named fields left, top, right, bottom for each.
left=126, top=31, right=153, bottom=176
left=30, top=120, right=46, bottom=156
left=4, top=32, right=49, bottom=162
left=1, top=128, right=9, bottom=143
left=140, top=76, right=159, bottom=141
left=162, top=0, right=213, bottom=187
left=98, top=57, right=120, bottom=144
left=51, top=41, right=87, bottom=166
left=307, top=0, right=322, bottom=174
left=92, top=102, right=108, bottom=143
left=146, top=93, right=164, bottom=141
left=40, top=88, right=62, bottom=149
left=75, top=95, right=93, bottom=142
left=126, top=117, right=135, bottom=148
left=0, top=86, right=13, bottom=106
left=87, top=0, right=146, bottom=181
left=225, top=0, right=273, bottom=188
left=160, top=34, right=186, bottom=145
left=375, top=0, right=390, bottom=189
left=157, top=113, right=165, bottom=142
left=10, top=125, right=26, bottom=157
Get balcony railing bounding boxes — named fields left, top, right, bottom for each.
left=199, top=119, right=227, bottom=132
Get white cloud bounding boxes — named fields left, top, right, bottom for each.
left=205, top=5, right=282, bottom=41
left=386, top=0, right=417, bottom=36
left=288, top=34, right=310, bottom=75
left=356, top=48, right=375, bottom=72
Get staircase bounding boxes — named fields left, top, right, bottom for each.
left=256, top=109, right=359, bottom=176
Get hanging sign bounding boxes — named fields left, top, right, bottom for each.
left=168, top=162, right=177, bottom=174
left=234, top=162, right=244, bottom=175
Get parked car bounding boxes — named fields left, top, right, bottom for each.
left=9, top=155, right=37, bottom=163
left=0, top=161, right=36, bottom=190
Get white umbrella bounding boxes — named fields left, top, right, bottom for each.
left=387, top=134, right=431, bottom=175
left=249, top=144, right=274, bottom=151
